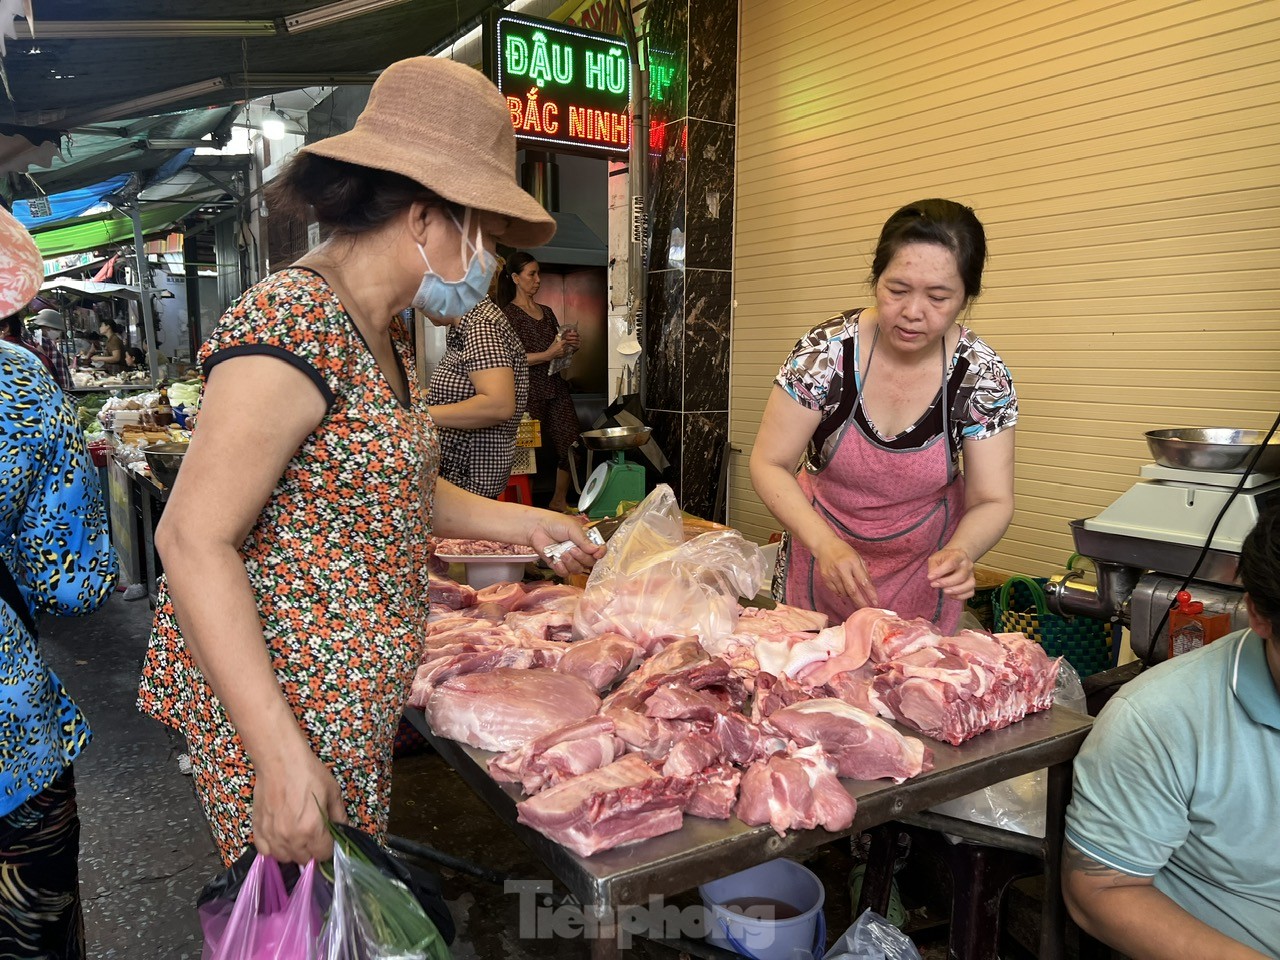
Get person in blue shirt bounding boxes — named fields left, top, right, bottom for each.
left=1063, top=506, right=1280, bottom=959
left=0, top=336, right=116, bottom=956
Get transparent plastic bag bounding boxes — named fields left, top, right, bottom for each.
left=926, top=660, right=1086, bottom=838
left=572, top=484, right=765, bottom=647
left=822, top=910, right=922, bottom=960
left=318, top=840, right=451, bottom=960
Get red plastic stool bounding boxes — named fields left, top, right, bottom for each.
left=498, top=474, right=533, bottom=505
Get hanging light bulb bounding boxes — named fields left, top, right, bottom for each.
left=262, top=96, right=286, bottom=140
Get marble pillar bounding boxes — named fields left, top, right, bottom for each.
left=643, top=0, right=737, bottom=520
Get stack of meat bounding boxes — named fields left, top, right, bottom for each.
left=409, top=576, right=1060, bottom=858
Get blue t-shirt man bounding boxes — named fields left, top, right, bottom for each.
left=1064, top=618, right=1280, bottom=957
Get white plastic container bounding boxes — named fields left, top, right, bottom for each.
left=700, top=858, right=826, bottom=959
left=435, top=554, right=538, bottom=590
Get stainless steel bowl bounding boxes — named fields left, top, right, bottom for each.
left=580, top=425, right=652, bottom=451
left=1145, top=428, right=1280, bottom=473
left=143, top=441, right=188, bottom=487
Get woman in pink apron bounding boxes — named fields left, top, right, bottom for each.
left=751, top=199, right=1017, bottom=632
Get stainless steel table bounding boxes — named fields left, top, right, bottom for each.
left=404, top=705, right=1092, bottom=959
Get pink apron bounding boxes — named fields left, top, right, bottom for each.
left=782, top=328, right=965, bottom=631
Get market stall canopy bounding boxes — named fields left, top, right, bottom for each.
left=1, top=0, right=496, bottom=197
left=41, top=277, right=174, bottom=302
left=31, top=202, right=201, bottom=259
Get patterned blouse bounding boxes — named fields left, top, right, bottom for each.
left=0, top=342, right=115, bottom=816
left=776, top=309, right=1018, bottom=471
left=427, top=297, right=528, bottom=498
left=138, top=268, right=439, bottom=865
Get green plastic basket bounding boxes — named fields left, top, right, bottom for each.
left=993, top=555, right=1114, bottom=677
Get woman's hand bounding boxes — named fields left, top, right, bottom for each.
left=524, top=509, right=605, bottom=576
left=548, top=338, right=573, bottom=359
left=814, top=536, right=879, bottom=609
left=560, top=327, right=581, bottom=349
left=251, top=742, right=348, bottom=865
left=928, top=546, right=975, bottom=600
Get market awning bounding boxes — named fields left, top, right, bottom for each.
left=31, top=201, right=201, bottom=259
left=13, top=175, right=132, bottom=230
left=41, top=277, right=173, bottom=302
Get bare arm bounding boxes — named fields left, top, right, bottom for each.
left=749, top=385, right=878, bottom=608
left=155, top=355, right=345, bottom=864
left=1062, top=844, right=1268, bottom=960
left=428, top=366, right=516, bottom=429
left=927, top=427, right=1016, bottom=598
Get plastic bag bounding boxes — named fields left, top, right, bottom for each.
left=925, top=660, right=1087, bottom=838
left=317, top=835, right=451, bottom=960
left=199, top=854, right=327, bottom=960
left=822, top=910, right=922, bottom=960
left=572, top=484, right=765, bottom=647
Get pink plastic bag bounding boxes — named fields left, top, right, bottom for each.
left=200, top=854, right=326, bottom=960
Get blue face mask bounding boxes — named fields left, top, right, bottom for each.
left=412, top=208, right=496, bottom=320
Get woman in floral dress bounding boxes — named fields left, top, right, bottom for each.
left=138, top=57, right=601, bottom=867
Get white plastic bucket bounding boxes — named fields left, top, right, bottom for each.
left=699, top=859, right=826, bottom=960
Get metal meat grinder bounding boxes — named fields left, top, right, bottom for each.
left=1046, top=428, right=1280, bottom=664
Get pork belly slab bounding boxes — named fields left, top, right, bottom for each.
left=516, top=755, right=695, bottom=857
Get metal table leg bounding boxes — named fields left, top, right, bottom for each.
left=1039, top=760, right=1072, bottom=960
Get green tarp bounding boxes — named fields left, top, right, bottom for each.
left=32, top=202, right=200, bottom=259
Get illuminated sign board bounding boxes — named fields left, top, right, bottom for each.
left=485, top=12, right=631, bottom=158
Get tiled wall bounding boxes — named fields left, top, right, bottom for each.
left=643, top=0, right=737, bottom=520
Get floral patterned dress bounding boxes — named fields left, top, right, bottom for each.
left=138, top=268, right=438, bottom=866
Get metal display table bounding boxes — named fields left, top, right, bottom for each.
left=404, top=704, right=1092, bottom=959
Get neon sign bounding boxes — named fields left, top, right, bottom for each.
left=485, top=12, right=631, bottom=158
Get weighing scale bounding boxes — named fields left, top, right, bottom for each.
left=577, top=425, right=651, bottom=519
left=1048, top=427, right=1280, bottom=663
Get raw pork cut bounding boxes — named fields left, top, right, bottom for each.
left=428, top=574, right=477, bottom=610
left=750, top=671, right=812, bottom=722
left=735, top=745, right=857, bottom=837
left=556, top=633, right=644, bottom=691
left=425, top=668, right=600, bottom=752
left=734, top=602, right=829, bottom=634
left=685, top=764, right=742, bottom=820
left=874, top=631, right=1060, bottom=746
left=489, top=717, right=624, bottom=794
left=767, top=699, right=932, bottom=783
left=516, top=755, right=695, bottom=857
left=408, top=645, right=565, bottom=707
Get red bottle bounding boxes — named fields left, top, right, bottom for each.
left=1168, top=590, right=1231, bottom=658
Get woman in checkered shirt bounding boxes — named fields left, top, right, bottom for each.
left=426, top=294, right=529, bottom=497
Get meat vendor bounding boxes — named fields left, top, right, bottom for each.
left=750, top=199, right=1017, bottom=632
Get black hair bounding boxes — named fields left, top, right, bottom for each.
left=869, top=198, right=988, bottom=301
left=495, top=251, right=538, bottom=308
left=125, top=347, right=146, bottom=366
left=1, top=314, right=24, bottom=338
left=99, top=318, right=121, bottom=334
left=266, top=153, right=459, bottom=237
left=1240, top=506, right=1280, bottom=635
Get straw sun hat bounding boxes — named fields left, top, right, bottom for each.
left=300, top=57, right=556, bottom=249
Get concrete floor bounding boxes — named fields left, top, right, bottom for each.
left=41, top=593, right=1062, bottom=960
